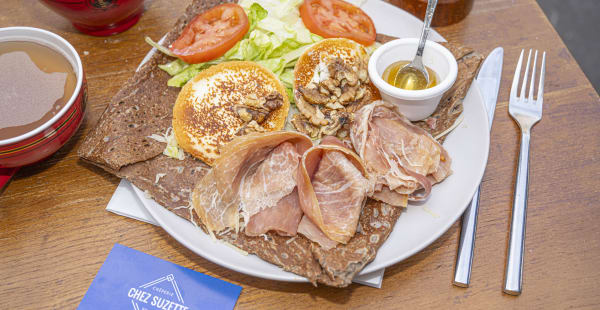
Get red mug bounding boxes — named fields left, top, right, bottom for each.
left=40, top=0, right=145, bottom=36
left=0, top=27, right=86, bottom=168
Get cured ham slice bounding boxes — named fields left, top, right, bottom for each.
left=192, top=132, right=312, bottom=234
left=350, top=101, right=452, bottom=205
left=245, top=189, right=303, bottom=236
left=239, top=142, right=300, bottom=223
left=371, top=186, right=408, bottom=207
left=297, top=215, right=338, bottom=250
left=298, top=136, right=370, bottom=245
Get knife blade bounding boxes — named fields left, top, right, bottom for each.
left=453, top=47, right=503, bottom=287
left=478, top=48, right=504, bottom=128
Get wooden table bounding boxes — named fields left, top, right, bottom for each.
left=1, top=0, right=599, bottom=308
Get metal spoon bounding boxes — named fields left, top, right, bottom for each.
left=394, top=0, right=438, bottom=90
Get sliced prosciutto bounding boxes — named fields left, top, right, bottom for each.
left=245, top=189, right=303, bottom=236
left=239, top=142, right=300, bottom=223
left=192, top=132, right=312, bottom=234
left=350, top=101, right=452, bottom=205
left=297, top=136, right=370, bottom=246
left=297, top=215, right=338, bottom=250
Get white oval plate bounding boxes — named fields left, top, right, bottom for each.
left=133, top=0, right=490, bottom=282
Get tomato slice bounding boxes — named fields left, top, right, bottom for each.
left=300, top=0, right=376, bottom=46
left=170, top=3, right=249, bottom=64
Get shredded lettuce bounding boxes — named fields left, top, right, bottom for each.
left=166, top=64, right=206, bottom=87
left=279, top=69, right=294, bottom=88
left=148, top=128, right=185, bottom=160
left=159, top=58, right=224, bottom=87
left=149, top=0, right=323, bottom=95
left=145, top=36, right=175, bottom=57
left=279, top=68, right=295, bottom=101
left=158, top=58, right=188, bottom=76
left=163, top=128, right=185, bottom=160
left=247, top=2, right=268, bottom=32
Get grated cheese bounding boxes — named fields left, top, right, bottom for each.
left=221, top=241, right=249, bottom=256
left=147, top=133, right=167, bottom=143
left=154, top=173, right=166, bottom=184
left=148, top=127, right=185, bottom=160
left=421, top=206, right=440, bottom=218
left=218, top=228, right=232, bottom=236
left=207, top=229, right=216, bottom=241
left=285, top=236, right=297, bottom=244
left=189, top=207, right=199, bottom=227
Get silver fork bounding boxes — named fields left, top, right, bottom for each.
left=504, top=49, right=546, bottom=295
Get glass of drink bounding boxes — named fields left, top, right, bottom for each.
left=389, top=0, right=474, bottom=26
left=39, top=0, right=145, bottom=36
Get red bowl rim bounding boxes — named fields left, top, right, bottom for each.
left=0, top=26, right=84, bottom=146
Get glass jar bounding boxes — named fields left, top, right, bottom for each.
left=388, top=0, right=474, bottom=27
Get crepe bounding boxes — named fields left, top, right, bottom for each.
left=79, top=0, right=482, bottom=287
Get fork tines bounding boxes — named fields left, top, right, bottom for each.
left=510, top=49, right=546, bottom=105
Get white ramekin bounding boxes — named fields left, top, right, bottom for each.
left=368, top=38, right=458, bottom=121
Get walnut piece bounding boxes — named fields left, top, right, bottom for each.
left=298, top=85, right=329, bottom=105
left=320, top=109, right=348, bottom=136
left=296, top=96, right=328, bottom=126
left=235, top=91, right=283, bottom=135
left=293, top=54, right=371, bottom=137
left=291, top=114, right=320, bottom=138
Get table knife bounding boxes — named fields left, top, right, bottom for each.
left=453, top=47, right=503, bottom=287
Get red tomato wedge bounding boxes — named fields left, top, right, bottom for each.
left=300, top=0, right=376, bottom=46
left=170, top=3, right=249, bottom=64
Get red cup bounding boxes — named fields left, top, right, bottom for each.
left=0, top=27, right=86, bottom=168
left=40, top=0, right=145, bottom=36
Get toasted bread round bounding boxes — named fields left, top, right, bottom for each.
left=173, top=61, right=290, bottom=166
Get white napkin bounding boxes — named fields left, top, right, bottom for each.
left=107, top=179, right=385, bottom=288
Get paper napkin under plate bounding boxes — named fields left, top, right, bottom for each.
left=107, top=179, right=385, bottom=288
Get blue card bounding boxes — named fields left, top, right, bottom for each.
left=78, top=243, right=242, bottom=310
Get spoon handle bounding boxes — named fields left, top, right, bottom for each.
left=416, top=0, right=438, bottom=57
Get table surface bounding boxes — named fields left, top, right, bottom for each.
left=1, top=0, right=599, bottom=309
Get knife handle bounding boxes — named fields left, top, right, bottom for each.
left=453, top=185, right=481, bottom=287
